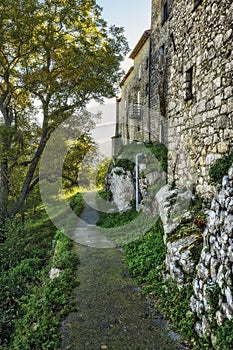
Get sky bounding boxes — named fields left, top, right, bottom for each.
left=89, top=0, right=152, bottom=156
left=97, top=0, right=151, bottom=71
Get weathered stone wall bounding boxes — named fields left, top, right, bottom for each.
left=149, top=0, right=233, bottom=195
left=164, top=0, right=232, bottom=196
left=149, top=0, right=171, bottom=144
left=191, top=165, right=233, bottom=344
left=116, top=31, right=150, bottom=146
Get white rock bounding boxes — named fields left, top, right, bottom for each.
left=109, top=168, right=135, bottom=212
left=228, top=166, right=233, bottom=180
left=202, top=315, right=211, bottom=336
left=225, top=286, right=233, bottom=308
left=216, top=311, right=224, bottom=326
left=49, top=267, right=61, bottom=279
left=195, top=322, right=204, bottom=337
left=221, top=303, right=233, bottom=320
left=224, top=215, right=233, bottom=234
left=221, top=232, right=229, bottom=245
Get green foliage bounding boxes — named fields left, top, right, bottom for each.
left=53, top=232, right=79, bottom=270
left=123, top=215, right=211, bottom=349
left=96, top=207, right=139, bottom=228
left=63, top=135, right=98, bottom=189
left=145, top=142, right=168, bottom=173
left=216, top=319, right=233, bottom=350
left=98, top=189, right=112, bottom=201
left=114, top=142, right=168, bottom=174
left=114, top=158, right=136, bottom=171
left=0, top=258, right=41, bottom=344
left=96, top=157, right=112, bottom=188
left=68, top=192, right=85, bottom=216
left=206, top=284, right=221, bottom=315
left=0, top=0, right=129, bottom=219
left=124, top=218, right=165, bottom=285
left=0, top=194, right=82, bottom=348
left=209, top=151, right=233, bottom=184
left=11, top=232, right=78, bottom=350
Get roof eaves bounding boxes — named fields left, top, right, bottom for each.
left=120, top=66, right=134, bottom=87
left=129, top=29, right=151, bottom=59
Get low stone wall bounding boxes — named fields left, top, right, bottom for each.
left=190, top=165, right=233, bottom=344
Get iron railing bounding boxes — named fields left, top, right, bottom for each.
left=128, top=104, right=142, bottom=119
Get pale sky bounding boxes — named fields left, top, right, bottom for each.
left=97, top=0, right=151, bottom=71
left=89, top=1, right=152, bottom=156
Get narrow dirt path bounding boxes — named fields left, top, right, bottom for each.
left=61, top=202, right=187, bottom=350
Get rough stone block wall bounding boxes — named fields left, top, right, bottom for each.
left=150, top=0, right=170, bottom=144
left=117, top=33, right=150, bottom=145
left=167, top=0, right=233, bottom=196
left=191, top=165, right=233, bottom=345
left=150, top=0, right=233, bottom=197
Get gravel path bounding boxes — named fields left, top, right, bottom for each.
left=61, top=201, right=188, bottom=350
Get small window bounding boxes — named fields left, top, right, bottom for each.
left=146, top=83, right=149, bottom=95
left=159, top=44, right=165, bottom=56
left=138, top=65, right=142, bottom=80
left=137, top=90, right=141, bottom=105
left=185, top=67, right=193, bottom=101
left=145, top=57, right=149, bottom=69
left=162, top=1, right=169, bottom=25
left=193, top=0, right=203, bottom=10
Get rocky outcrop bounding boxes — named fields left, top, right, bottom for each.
left=156, top=185, right=203, bottom=286
left=106, top=167, right=135, bottom=212
left=190, top=165, right=233, bottom=343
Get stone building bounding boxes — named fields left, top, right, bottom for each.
left=114, top=0, right=233, bottom=196
left=113, top=30, right=151, bottom=151
left=159, top=0, right=233, bottom=196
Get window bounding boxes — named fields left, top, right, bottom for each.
left=137, top=90, right=141, bottom=105
left=185, top=67, right=193, bottom=101
left=193, top=0, right=203, bottom=10
left=146, top=83, right=149, bottom=95
left=170, top=32, right=177, bottom=52
left=162, top=1, right=169, bottom=25
left=138, top=65, right=142, bottom=80
left=145, top=57, right=149, bottom=69
left=159, top=44, right=165, bottom=56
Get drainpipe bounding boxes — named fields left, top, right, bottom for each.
left=148, top=34, right=152, bottom=143
left=135, top=153, right=143, bottom=212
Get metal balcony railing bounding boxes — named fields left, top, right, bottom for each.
left=128, top=104, right=142, bottom=119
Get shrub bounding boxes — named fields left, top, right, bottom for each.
left=124, top=218, right=165, bottom=285
left=145, top=142, right=168, bottom=173
left=216, top=319, right=233, bottom=350
left=96, top=207, right=139, bottom=228
left=11, top=232, right=79, bottom=350
left=209, top=151, right=233, bottom=184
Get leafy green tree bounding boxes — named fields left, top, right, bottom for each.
left=62, top=134, right=98, bottom=189
left=96, top=157, right=112, bottom=188
left=0, top=0, right=129, bottom=221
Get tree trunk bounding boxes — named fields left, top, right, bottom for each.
left=11, top=131, right=50, bottom=217
left=0, top=98, right=13, bottom=224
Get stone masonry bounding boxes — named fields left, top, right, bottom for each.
left=115, top=0, right=233, bottom=197
left=114, top=30, right=151, bottom=147
left=164, top=0, right=233, bottom=197
left=191, top=165, right=233, bottom=344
